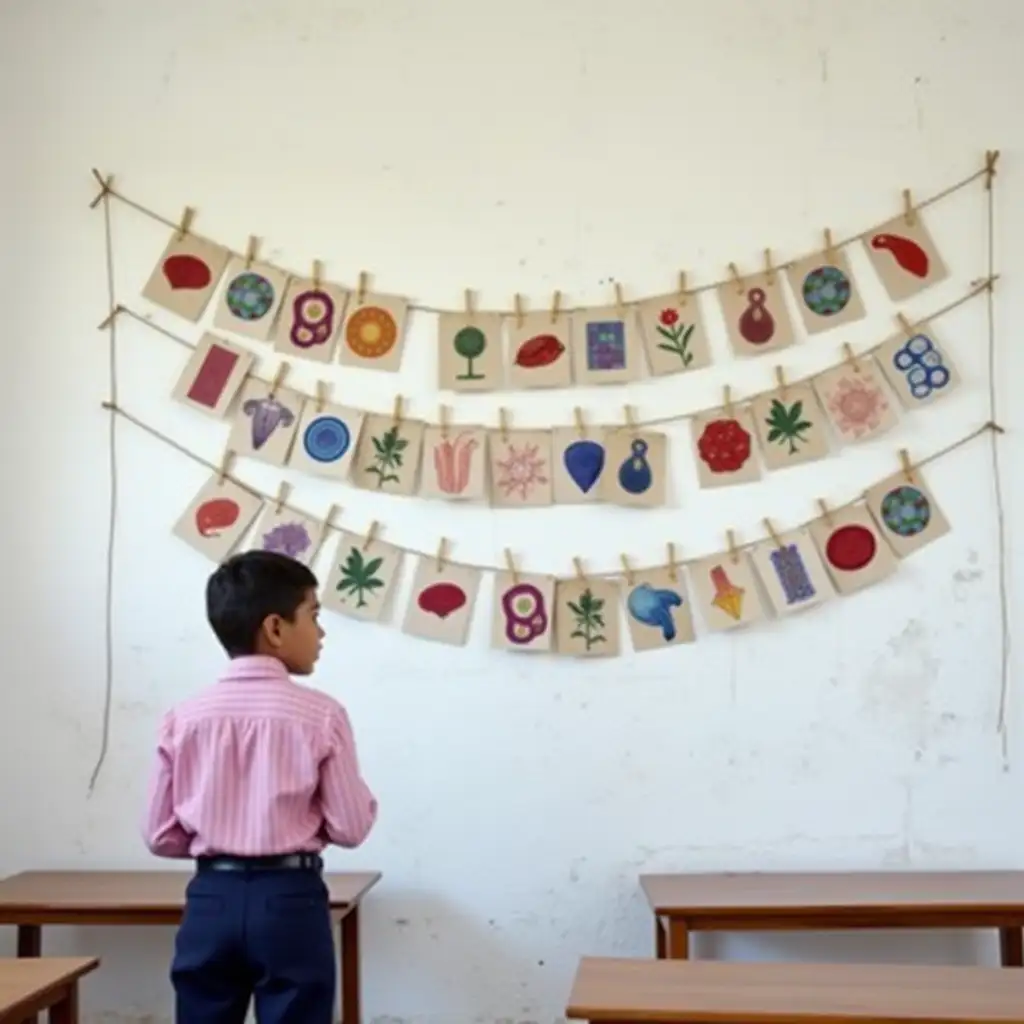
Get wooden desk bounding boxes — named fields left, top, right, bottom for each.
left=641, top=871, right=1024, bottom=967
left=0, top=958, right=98, bottom=1024
left=0, top=871, right=379, bottom=1023
left=566, top=957, right=1024, bottom=1023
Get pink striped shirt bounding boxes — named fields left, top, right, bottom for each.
left=143, top=655, right=377, bottom=858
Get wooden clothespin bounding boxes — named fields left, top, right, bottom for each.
left=677, top=271, right=688, bottom=307
left=244, top=235, right=260, bottom=269
left=842, top=343, right=860, bottom=372
left=573, top=557, right=587, bottom=581
left=824, top=228, right=837, bottom=263
left=504, top=548, right=521, bottom=586
left=438, top=403, right=450, bottom=440
left=513, top=293, right=525, bottom=330
left=902, top=187, right=916, bottom=226
left=728, top=262, right=744, bottom=295
left=314, top=380, right=329, bottom=412
left=550, top=290, right=562, bottom=324
left=623, top=404, right=638, bottom=435
left=312, top=259, right=323, bottom=290
left=817, top=498, right=835, bottom=528
left=391, top=395, right=404, bottom=427
left=896, top=312, right=916, bottom=338
left=273, top=481, right=290, bottom=514
left=269, top=361, right=289, bottom=399
left=723, top=385, right=735, bottom=418
left=614, top=282, right=626, bottom=313
left=774, top=365, right=787, bottom=396
left=357, top=271, right=369, bottom=306
left=666, top=542, right=679, bottom=582
left=464, top=288, right=476, bottom=322
left=176, top=205, right=196, bottom=241
left=573, top=406, right=586, bottom=439
left=217, top=448, right=235, bottom=486
left=435, top=537, right=449, bottom=574
left=362, top=520, right=380, bottom=551
left=619, top=554, right=635, bottom=587
left=763, top=248, right=775, bottom=286
left=726, top=529, right=739, bottom=565
left=498, top=406, right=510, bottom=443
left=985, top=150, right=1000, bottom=191
left=321, top=503, right=339, bottom=530
left=763, top=517, right=783, bottom=549
left=899, top=448, right=915, bottom=484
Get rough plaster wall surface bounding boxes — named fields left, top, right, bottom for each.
left=0, top=1, right=1021, bottom=1021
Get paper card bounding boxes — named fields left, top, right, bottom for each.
left=785, top=247, right=867, bottom=335
left=550, top=427, right=607, bottom=505
left=750, top=383, right=831, bottom=471
left=489, top=430, right=554, bottom=508
left=402, top=557, right=481, bottom=647
left=419, top=425, right=488, bottom=501
left=213, top=257, right=290, bottom=342
left=172, top=474, right=262, bottom=563
left=351, top=414, right=425, bottom=496
left=808, top=503, right=899, bottom=595
left=506, top=311, right=574, bottom=389
left=273, top=278, right=348, bottom=362
left=691, top=407, right=762, bottom=489
left=437, top=312, right=504, bottom=392
left=249, top=503, right=325, bottom=566
left=599, top=428, right=669, bottom=508
left=717, top=271, right=796, bottom=357
left=875, top=325, right=961, bottom=410
left=636, top=292, right=713, bottom=376
left=141, top=230, right=231, bottom=322
left=865, top=469, right=951, bottom=559
left=337, top=292, right=409, bottom=372
left=554, top=578, right=621, bottom=657
left=862, top=211, right=949, bottom=302
left=688, top=551, right=767, bottom=632
left=571, top=306, right=643, bottom=386
left=171, top=333, right=254, bottom=419
left=624, top=565, right=695, bottom=652
left=288, top=402, right=365, bottom=481
left=749, top=528, right=835, bottom=616
left=491, top=572, right=555, bottom=652
left=814, top=356, right=900, bottom=445
left=227, top=380, right=304, bottom=467
left=320, top=531, right=403, bottom=623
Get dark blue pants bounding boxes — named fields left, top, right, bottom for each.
left=171, top=866, right=335, bottom=1024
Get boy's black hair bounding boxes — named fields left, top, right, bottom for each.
left=206, top=550, right=319, bottom=657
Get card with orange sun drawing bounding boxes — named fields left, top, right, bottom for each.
left=337, top=291, right=409, bottom=373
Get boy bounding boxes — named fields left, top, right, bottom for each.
left=143, top=550, right=377, bottom=1024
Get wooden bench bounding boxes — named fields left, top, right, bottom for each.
left=0, top=871, right=378, bottom=1023
left=0, top=958, right=98, bottom=1024
left=566, top=957, right=1024, bottom=1023
left=641, top=871, right=1024, bottom=966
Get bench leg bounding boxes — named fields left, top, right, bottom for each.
left=668, top=918, right=690, bottom=960
left=1000, top=926, right=1023, bottom=967
left=18, top=924, right=41, bottom=957
left=47, top=982, right=79, bottom=1024
left=339, top=906, right=361, bottom=1023
left=655, top=916, right=667, bottom=959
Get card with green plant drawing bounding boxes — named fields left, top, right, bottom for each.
left=749, top=382, right=830, bottom=471
left=554, top=577, right=622, bottom=658
left=636, top=292, right=712, bottom=377
left=351, top=413, right=425, bottom=496
left=320, top=530, right=404, bottom=623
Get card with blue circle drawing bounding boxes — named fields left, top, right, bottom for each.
left=785, top=246, right=867, bottom=336
left=864, top=468, right=950, bottom=559
left=599, top=428, right=668, bottom=508
left=213, top=257, right=290, bottom=342
left=288, top=402, right=365, bottom=481
left=623, top=565, right=695, bottom=652
left=875, top=325, right=961, bottom=410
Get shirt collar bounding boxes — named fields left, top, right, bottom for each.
left=218, top=655, right=293, bottom=684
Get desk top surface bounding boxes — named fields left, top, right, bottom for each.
left=566, top=958, right=1024, bottom=1023
left=0, top=957, right=99, bottom=1017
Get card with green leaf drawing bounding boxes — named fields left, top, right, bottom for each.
left=636, top=292, right=712, bottom=376
left=351, top=414, right=425, bottom=496
left=320, top=530, right=403, bottom=623
left=750, top=383, right=830, bottom=471
left=554, top=578, right=621, bottom=657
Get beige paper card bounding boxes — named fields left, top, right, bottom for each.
left=249, top=503, right=325, bottom=567
left=551, top=426, right=607, bottom=505
left=814, top=356, right=899, bottom=444
left=808, top=503, right=898, bottom=596
left=273, top=278, right=348, bottom=363
left=172, top=474, right=262, bottom=563
left=865, top=469, right=951, bottom=559
left=624, top=565, right=695, bottom=652
left=437, top=312, right=504, bottom=392
left=321, top=531, right=403, bottom=623
left=555, top=578, right=621, bottom=657
left=785, top=247, right=867, bottom=335
left=750, top=383, right=830, bottom=471
left=489, top=430, right=553, bottom=507
left=402, top=557, right=481, bottom=647
left=717, top=271, right=796, bottom=357
left=213, top=257, right=290, bottom=341
left=171, top=333, right=254, bottom=419
left=420, top=425, right=488, bottom=501
left=875, top=325, right=961, bottom=410
left=288, top=402, right=365, bottom=481
left=506, top=311, right=574, bottom=389
left=142, top=230, right=231, bottom=322
left=491, top=572, right=555, bottom=652
left=750, top=528, right=835, bottom=617
left=637, top=293, right=713, bottom=376
left=337, top=292, right=408, bottom=372
left=571, top=306, right=642, bottom=386
left=862, top=212, right=949, bottom=302
left=227, top=380, right=304, bottom=467
left=691, top=407, right=762, bottom=489
left=600, top=428, right=669, bottom=508
left=351, top=414, right=425, bottom=496
left=689, top=551, right=767, bottom=632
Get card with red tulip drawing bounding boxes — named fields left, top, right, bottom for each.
left=636, top=293, right=712, bottom=376
left=419, top=425, right=488, bottom=501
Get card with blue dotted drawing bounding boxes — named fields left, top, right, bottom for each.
left=785, top=246, right=867, bottom=336
left=213, top=256, right=290, bottom=342
left=864, top=468, right=951, bottom=559
left=875, top=325, right=961, bottom=410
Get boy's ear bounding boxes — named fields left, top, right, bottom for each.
left=260, top=613, right=285, bottom=649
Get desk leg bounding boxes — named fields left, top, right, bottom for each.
left=1000, top=926, right=1023, bottom=967
left=47, top=982, right=79, bottom=1024
left=17, top=924, right=41, bottom=957
left=339, top=906, right=361, bottom=1024
left=667, top=918, right=690, bottom=960
left=655, top=916, right=667, bottom=959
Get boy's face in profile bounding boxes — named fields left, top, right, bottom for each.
left=258, top=588, right=323, bottom=675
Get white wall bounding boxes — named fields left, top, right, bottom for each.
left=1, top=1, right=1021, bottom=1022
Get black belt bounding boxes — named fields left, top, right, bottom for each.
left=196, top=853, right=323, bottom=873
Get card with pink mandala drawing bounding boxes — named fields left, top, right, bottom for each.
left=488, top=430, right=554, bottom=508
left=813, top=355, right=900, bottom=445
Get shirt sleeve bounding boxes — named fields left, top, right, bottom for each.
left=142, top=712, right=195, bottom=858
left=318, top=704, right=378, bottom=848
